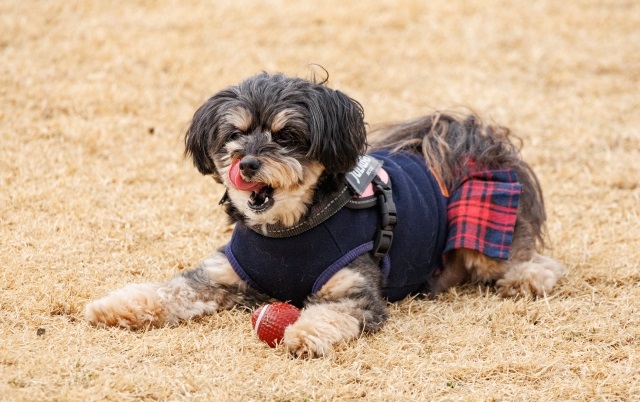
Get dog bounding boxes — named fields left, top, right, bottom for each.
left=84, top=72, right=565, bottom=357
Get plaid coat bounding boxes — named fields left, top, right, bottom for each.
left=444, top=162, right=522, bottom=260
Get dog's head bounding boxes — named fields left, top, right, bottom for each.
left=185, top=72, right=367, bottom=227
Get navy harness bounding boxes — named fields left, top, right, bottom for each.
left=224, top=150, right=448, bottom=307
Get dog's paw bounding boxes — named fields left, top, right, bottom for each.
left=282, top=303, right=360, bottom=358
left=282, top=323, right=333, bottom=358
left=84, top=283, right=165, bottom=330
left=497, top=254, right=566, bottom=298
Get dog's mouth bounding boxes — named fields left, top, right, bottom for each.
left=248, top=185, right=275, bottom=213
left=228, top=159, right=276, bottom=213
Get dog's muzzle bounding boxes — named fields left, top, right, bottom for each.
left=228, top=158, right=275, bottom=213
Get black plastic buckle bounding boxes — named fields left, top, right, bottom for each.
left=373, top=229, right=394, bottom=258
left=377, top=192, right=397, bottom=228
left=372, top=176, right=397, bottom=259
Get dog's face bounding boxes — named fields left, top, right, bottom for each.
left=185, top=73, right=367, bottom=227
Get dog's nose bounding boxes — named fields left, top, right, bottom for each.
left=239, top=156, right=261, bottom=177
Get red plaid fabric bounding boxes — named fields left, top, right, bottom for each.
left=444, top=163, right=522, bottom=260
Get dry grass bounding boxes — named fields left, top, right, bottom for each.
left=1, top=0, right=639, bottom=400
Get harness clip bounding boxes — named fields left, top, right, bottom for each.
left=372, top=176, right=397, bottom=259
left=373, top=229, right=394, bottom=258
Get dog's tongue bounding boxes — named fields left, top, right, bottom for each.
left=228, top=160, right=265, bottom=192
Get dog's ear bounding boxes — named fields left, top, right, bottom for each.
left=185, top=100, right=217, bottom=177
left=184, top=92, right=235, bottom=182
left=307, top=87, right=367, bottom=173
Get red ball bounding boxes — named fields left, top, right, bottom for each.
left=251, top=302, right=301, bottom=348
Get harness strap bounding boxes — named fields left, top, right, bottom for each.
left=251, top=185, right=353, bottom=238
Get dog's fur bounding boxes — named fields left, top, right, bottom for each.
left=85, top=72, right=565, bottom=357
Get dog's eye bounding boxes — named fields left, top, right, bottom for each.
left=229, top=131, right=243, bottom=141
left=274, top=129, right=297, bottom=146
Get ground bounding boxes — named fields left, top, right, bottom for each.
left=1, top=0, right=639, bottom=400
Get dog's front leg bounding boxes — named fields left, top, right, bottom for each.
left=283, top=255, right=388, bottom=358
left=85, top=247, right=269, bottom=330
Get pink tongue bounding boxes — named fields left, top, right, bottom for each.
left=228, top=160, right=265, bottom=192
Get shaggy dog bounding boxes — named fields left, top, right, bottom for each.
left=85, top=72, right=565, bottom=357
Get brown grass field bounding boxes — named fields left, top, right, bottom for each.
left=2, top=0, right=639, bottom=400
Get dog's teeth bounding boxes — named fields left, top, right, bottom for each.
left=264, top=196, right=270, bottom=204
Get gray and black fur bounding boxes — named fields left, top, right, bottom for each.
left=186, top=72, right=367, bottom=178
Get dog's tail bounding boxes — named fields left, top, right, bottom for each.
left=368, top=112, right=547, bottom=248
